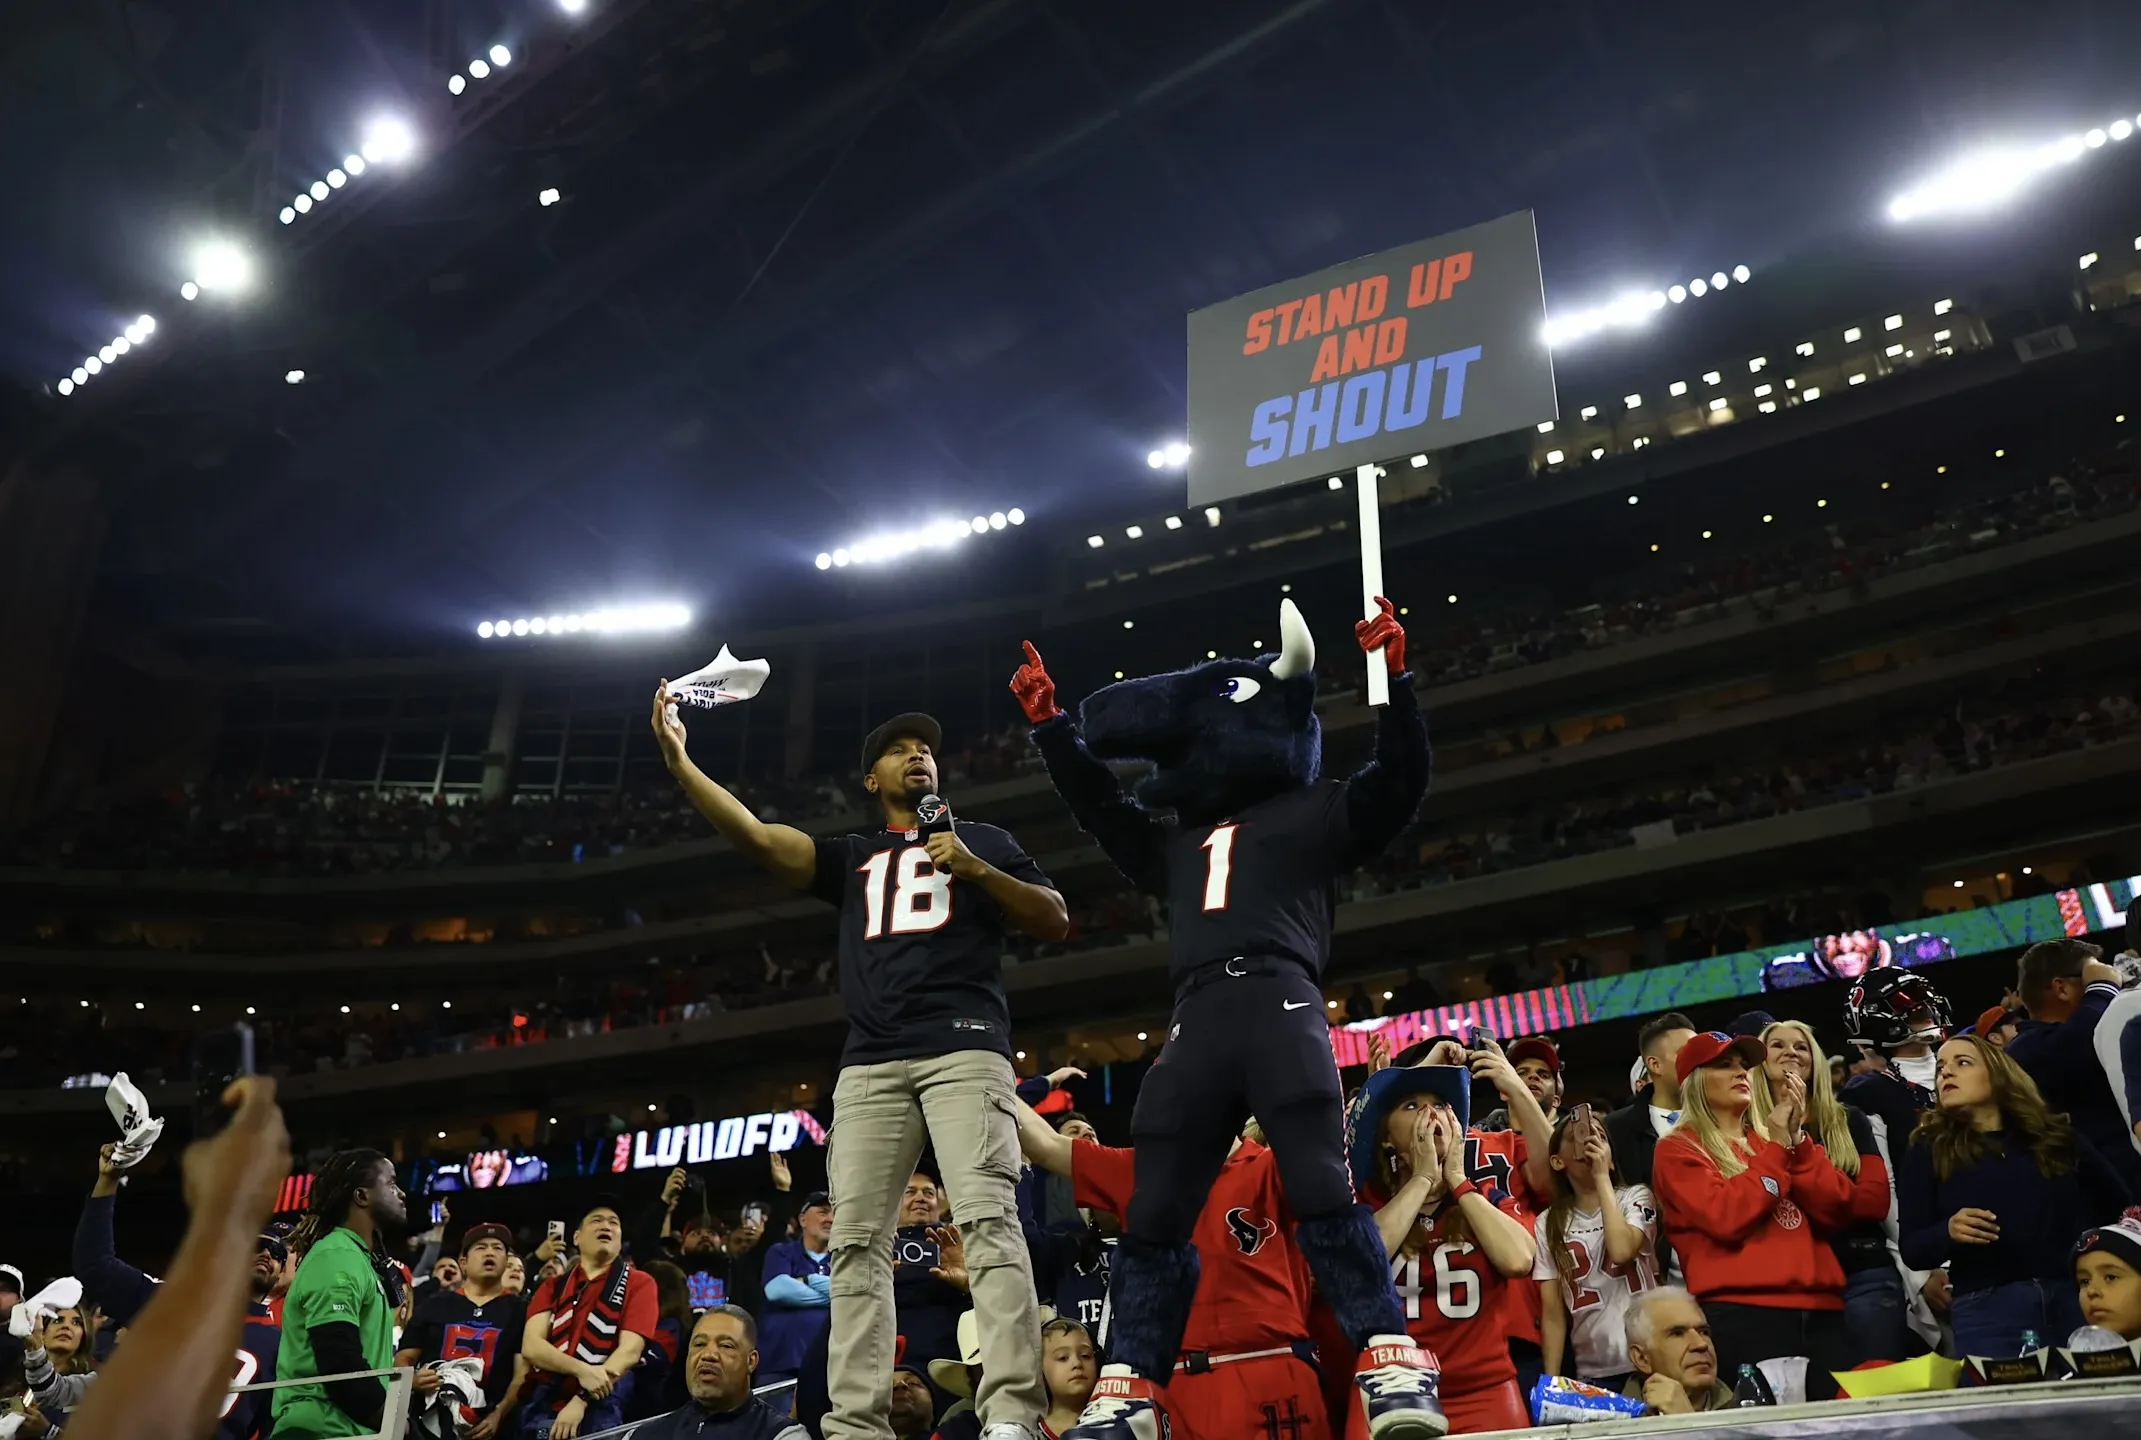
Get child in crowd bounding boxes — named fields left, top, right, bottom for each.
left=1899, top=1035, right=2134, bottom=1356
left=1038, top=1316, right=1098, bottom=1440
left=2075, top=1211, right=2141, bottom=1341
left=1534, top=1108, right=1659, bottom=1391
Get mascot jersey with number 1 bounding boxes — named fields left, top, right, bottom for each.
left=1011, top=597, right=1447, bottom=1440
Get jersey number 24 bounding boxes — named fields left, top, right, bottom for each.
left=859, top=848, right=954, bottom=937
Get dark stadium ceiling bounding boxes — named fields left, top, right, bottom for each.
left=5, top=0, right=2141, bottom=658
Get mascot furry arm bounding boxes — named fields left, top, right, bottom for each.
left=1009, top=596, right=1430, bottom=887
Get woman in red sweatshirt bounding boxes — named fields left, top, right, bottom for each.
left=1652, top=1031, right=1874, bottom=1399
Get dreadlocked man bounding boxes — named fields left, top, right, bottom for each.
left=274, top=1148, right=409, bottom=1439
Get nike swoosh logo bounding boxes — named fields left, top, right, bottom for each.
left=1282, top=1000, right=1311, bottom=1010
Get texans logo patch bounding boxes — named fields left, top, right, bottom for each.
left=1226, top=1207, right=1277, bottom=1255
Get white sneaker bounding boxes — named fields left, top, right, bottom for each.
left=1355, top=1334, right=1449, bottom=1440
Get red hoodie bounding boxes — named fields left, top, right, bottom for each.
left=1653, top=1130, right=1882, bottom=1310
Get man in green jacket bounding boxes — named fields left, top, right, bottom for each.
left=275, top=1149, right=407, bottom=1437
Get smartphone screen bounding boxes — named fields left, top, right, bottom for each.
left=429, top=1200, right=448, bottom=1227
left=191, top=1023, right=255, bottom=1138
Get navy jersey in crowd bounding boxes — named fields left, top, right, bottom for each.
left=808, top=823, right=1050, bottom=1064
left=1032, top=679, right=1428, bottom=984
left=73, top=1193, right=280, bottom=1440
left=401, top=1290, right=526, bottom=1409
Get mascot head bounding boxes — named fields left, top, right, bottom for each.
left=1078, top=599, right=1321, bottom=823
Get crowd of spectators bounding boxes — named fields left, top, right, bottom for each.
left=5, top=451, right=2135, bottom=885
left=9, top=935, right=2140, bottom=1440
left=1399, top=459, right=2139, bottom=690
left=3, top=669, right=2131, bottom=1093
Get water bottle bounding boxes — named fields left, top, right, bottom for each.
left=1732, top=1364, right=1767, bottom=1407
left=2018, top=1329, right=2042, bottom=1356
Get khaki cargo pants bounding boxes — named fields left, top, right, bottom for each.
left=823, top=1049, right=1043, bottom=1439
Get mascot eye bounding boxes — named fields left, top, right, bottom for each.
left=1217, top=675, right=1262, bottom=704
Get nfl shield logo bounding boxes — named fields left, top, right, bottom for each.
left=1761, top=1176, right=1780, bottom=1196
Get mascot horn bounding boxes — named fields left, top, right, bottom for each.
left=1011, top=596, right=1448, bottom=1440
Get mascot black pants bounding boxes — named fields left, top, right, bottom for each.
left=1106, top=959, right=1409, bottom=1381
left=1126, top=960, right=1356, bottom=1240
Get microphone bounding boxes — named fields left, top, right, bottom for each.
left=916, top=793, right=954, bottom=872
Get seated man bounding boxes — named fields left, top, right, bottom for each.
left=890, top=1361, right=937, bottom=1440
left=631, top=1306, right=805, bottom=1439
left=758, top=1192, right=834, bottom=1387
left=1621, top=1288, right=1731, bottom=1415
left=518, top=1197, right=660, bottom=1439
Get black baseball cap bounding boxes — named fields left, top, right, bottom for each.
left=861, top=713, right=942, bottom=775
left=578, top=1193, right=626, bottom=1228
left=798, top=1190, right=833, bottom=1214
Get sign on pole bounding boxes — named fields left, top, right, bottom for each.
left=1184, top=209, right=1558, bottom=702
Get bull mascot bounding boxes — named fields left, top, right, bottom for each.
left=1011, top=597, right=1445, bottom=1439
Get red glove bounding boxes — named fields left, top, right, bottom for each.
left=1010, top=640, right=1061, bottom=723
left=1355, top=595, right=1407, bottom=676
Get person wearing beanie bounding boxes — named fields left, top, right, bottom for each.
left=2074, top=1210, right=2141, bottom=1341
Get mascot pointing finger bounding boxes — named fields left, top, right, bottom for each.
left=1011, top=597, right=1446, bottom=1440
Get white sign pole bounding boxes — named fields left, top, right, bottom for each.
left=1356, top=462, right=1389, bottom=707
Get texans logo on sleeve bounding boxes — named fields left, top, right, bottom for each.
left=1226, top=1208, right=1277, bottom=1255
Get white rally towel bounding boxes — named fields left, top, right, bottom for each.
left=8, top=1276, right=83, bottom=1339
left=665, top=644, right=771, bottom=712
left=104, top=1072, right=165, bottom=1170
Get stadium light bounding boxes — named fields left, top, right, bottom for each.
left=539, top=187, right=562, bottom=207
left=360, top=115, right=418, bottom=165
left=1164, top=514, right=1183, bottom=529
left=477, top=602, right=689, bottom=639
left=188, top=238, right=255, bottom=296
left=1885, top=109, right=2141, bottom=222
left=819, top=512, right=1024, bottom=569
left=448, top=73, right=467, bottom=94
left=489, top=44, right=513, bottom=66
left=468, top=58, right=491, bottom=79
left=1147, top=441, right=1191, bottom=469
left=59, top=315, right=159, bottom=393
left=559, top=0, right=588, bottom=11
left=285, top=369, right=306, bottom=384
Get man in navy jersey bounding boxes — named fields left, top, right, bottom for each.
left=73, top=1141, right=281, bottom=1440
left=653, top=687, right=1067, bottom=1440
left=1012, top=598, right=1444, bottom=1440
